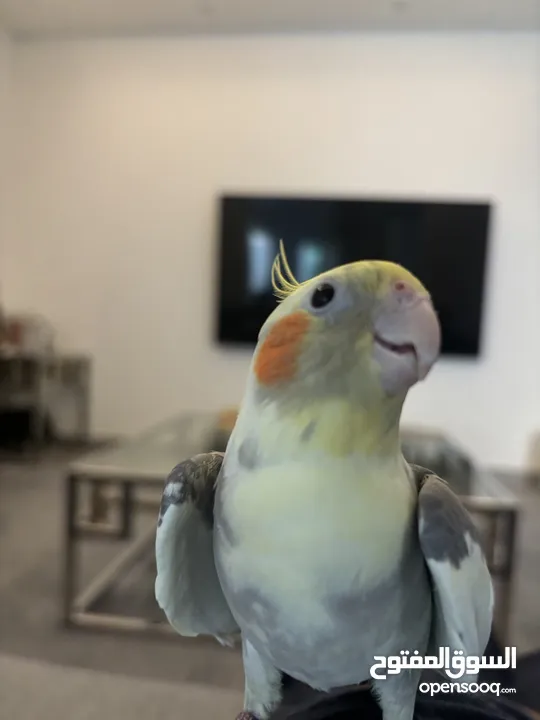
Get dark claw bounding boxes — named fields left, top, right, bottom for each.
left=236, top=713, right=259, bottom=720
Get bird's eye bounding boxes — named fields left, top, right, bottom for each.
left=310, top=282, right=336, bottom=309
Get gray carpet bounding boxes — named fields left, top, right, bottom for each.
left=0, top=446, right=539, bottom=698
left=0, top=652, right=242, bottom=720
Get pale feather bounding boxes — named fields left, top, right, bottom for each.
left=155, top=454, right=239, bottom=644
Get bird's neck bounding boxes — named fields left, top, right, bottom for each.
left=234, top=389, right=405, bottom=464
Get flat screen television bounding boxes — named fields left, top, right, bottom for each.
left=215, top=195, right=491, bottom=356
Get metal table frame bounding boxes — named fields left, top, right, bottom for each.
left=62, top=420, right=521, bottom=645
left=63, top=470, right=176, bottom=634
left=62, top=414, right=213, bottom=634
left=462, top=496, right=518, bottom=643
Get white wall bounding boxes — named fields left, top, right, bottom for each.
left=3, top=33, right=540, bottom=468
left=0, top=31, right=11, bottom=288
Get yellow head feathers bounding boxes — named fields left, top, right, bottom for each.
left=270, top=242, right=427, bottom=304
left=271, top=241, right=306, bottom=302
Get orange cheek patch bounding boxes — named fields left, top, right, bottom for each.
left=254, top=311, right=311, bottom=387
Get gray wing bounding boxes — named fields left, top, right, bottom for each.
left=413, top=465, right=494, bottom=670
left=155, top=452, right=239, bottom=644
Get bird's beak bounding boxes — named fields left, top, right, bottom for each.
left=372, top=287, right=441, bottom=395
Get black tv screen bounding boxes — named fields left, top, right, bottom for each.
left=216, top=195, right=491, bottom=356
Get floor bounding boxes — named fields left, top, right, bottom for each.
left=0, top=652, right=242, bottom=720
left=0, top=447, right=539, bottom=697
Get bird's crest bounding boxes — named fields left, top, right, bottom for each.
left=271, top=240, right=305, bottom=302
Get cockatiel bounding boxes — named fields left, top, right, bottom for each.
left=155, top=244, right=493, bottom=720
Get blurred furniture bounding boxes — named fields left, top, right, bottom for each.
left=0, top=351, right=91, bottom=446
left=63, top=414, right=214, bottom=633
left=62, top=413, right=520, bottom=643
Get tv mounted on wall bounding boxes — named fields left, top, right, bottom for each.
left=215, top=195, right=491, bottom=357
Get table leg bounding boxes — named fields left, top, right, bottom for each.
left=89, top=481, right=110, bottom=523
left=484, top=512, right=498, bottom=569
left=120, top=482, right=134, bottom=539
left=32, top=359, right=48, bottom=447
left=63, top=473, right=80, bottom=626
left=77, top=361, right=91, bottom=441
left=498, top=510, right=518, bottom=645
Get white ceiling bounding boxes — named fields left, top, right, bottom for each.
left=0, top=0, right=539, bottom=38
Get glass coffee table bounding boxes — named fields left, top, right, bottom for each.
left=62, top=414, right=520, bottom=644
